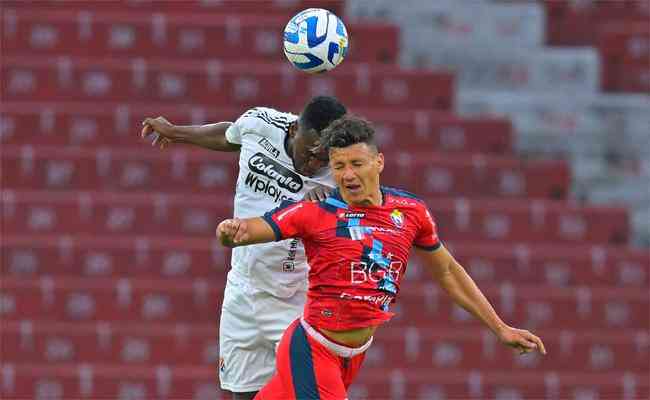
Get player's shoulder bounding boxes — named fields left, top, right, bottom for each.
left=235, top=107, right=297, bottom=143
left=382, top=186, right=425, bottom=207
left=240, top=107, right=297, bottom=129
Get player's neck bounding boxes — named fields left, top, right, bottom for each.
left=284, top=133, right=294, bottom=161
left=343, top=187, right=383, bottom=207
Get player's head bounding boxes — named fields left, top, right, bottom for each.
left=288, top=96, right=347, bottom=177
left=320, top=115, right=384, bottom=206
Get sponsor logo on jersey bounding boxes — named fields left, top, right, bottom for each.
left=339, top=212, right=366, bottom=219
left=390, top=209, right=404, bottom=228
left=258, top=137, right=280, bottom=158
left=248, top=153, right=303, bottom=193
left=340, top=292, right=393, bottom=308
left=350, top=261, right=403, bottom=285
left=244, top=172, right=292, bottom=203
left=282, top=239, right=299, bottom=272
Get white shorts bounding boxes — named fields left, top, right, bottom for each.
left=218, top=273, right=306, bottom=393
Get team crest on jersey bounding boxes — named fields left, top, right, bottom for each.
left=219, top=357, right=226, bottom=373
left=390, top=209, right=404, bottom=228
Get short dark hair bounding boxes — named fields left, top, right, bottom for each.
left=320, top=115, right=377, bottom=151
left=300, top=96, right=347, bottom=134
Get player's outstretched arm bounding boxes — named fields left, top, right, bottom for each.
left=417, top=246, right=547, bottom=356
left=141, top=116, right=241, bottom=151
left=216, top=217, right=277, bottom=248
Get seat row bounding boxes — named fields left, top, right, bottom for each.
left=3, top=235, right=647, bottom=287
left=2, top=56, right=454, bottom=110
left=1, top=190, right=629, bottom=244
left=2, top=0, right=345, bottom=16
left=3, top=9, right=396, bottom=64
left=0, top=101, right=514, bottom=154
left=1, top=363, right=646, bottom=400
left=545, top=0, right=649, bottom=47
left=2, top=320, right=647, bottom=372
left=1, top=146, right=568, bottom=199
left=2, top=276, right=647, bottom=329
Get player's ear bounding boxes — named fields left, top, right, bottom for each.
left=287, top=121, right=297, bottom=138
left=376, top=152, right=384, bottom=174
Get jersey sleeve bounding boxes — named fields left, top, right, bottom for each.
left=413, top=204, right=442, bottom=251
left=262, top=200, right=317, bottom=241
left=225, top=107, right=295, bottom=145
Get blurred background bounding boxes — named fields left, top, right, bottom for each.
left=1, top=0, right=649, bottom=399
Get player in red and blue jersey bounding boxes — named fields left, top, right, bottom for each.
left=217, top=115, right=547, bottom=400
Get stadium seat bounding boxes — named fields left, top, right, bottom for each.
left=597, top=23, right=650, bottom=93
left=2, top=10, right=396, bottom=65
left=544, top=0, right=650, bottom=46
left=1, top=56, right=454, bottom=110
left=0, top=102, right=513, bottom=154
left=1, top=146, right=567, bottom=198
left=1, top=190, right=629, bottom=244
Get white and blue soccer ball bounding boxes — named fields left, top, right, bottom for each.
left=283, top=8, right=349, bottom=73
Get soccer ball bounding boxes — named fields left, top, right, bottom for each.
left=283, top=8, right=349, bottom=73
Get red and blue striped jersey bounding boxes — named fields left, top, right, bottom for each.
left=263, top=186, right=441, bottom=330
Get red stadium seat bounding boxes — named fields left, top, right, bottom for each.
left=2, top=9, right=396, bottom=65
left=544, top=0, right=650, bottom=46
left=1, top=146, right=565, bottom=198
left=1, top=56, right=453, bottom=110
left=0, top=102, right=512, bottom=154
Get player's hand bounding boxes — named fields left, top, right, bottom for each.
left=141, top=116, right=176, bottom=149
left=216, top=218, right=250, bottom=247
left=497, top=326, right=546, bottom=356
left=303, top=185, right=333, bottom=202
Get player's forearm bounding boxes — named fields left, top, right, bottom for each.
left=435, top=261, right=508, bottom=336
left=217, top=217, right=278, bottom=248
left=171, top=122, right=240, bottom=151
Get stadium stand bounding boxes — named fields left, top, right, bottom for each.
left=1, top=0, right=648, bottom=399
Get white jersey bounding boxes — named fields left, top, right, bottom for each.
left=225, top=107, right=334, bottom=297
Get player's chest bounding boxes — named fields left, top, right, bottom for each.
left=238, top=137, right=331, bottom=199
left=313, top=208, right=418, bottom=257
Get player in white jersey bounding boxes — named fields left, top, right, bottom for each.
left=140, top=97, right=347, bottom=399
